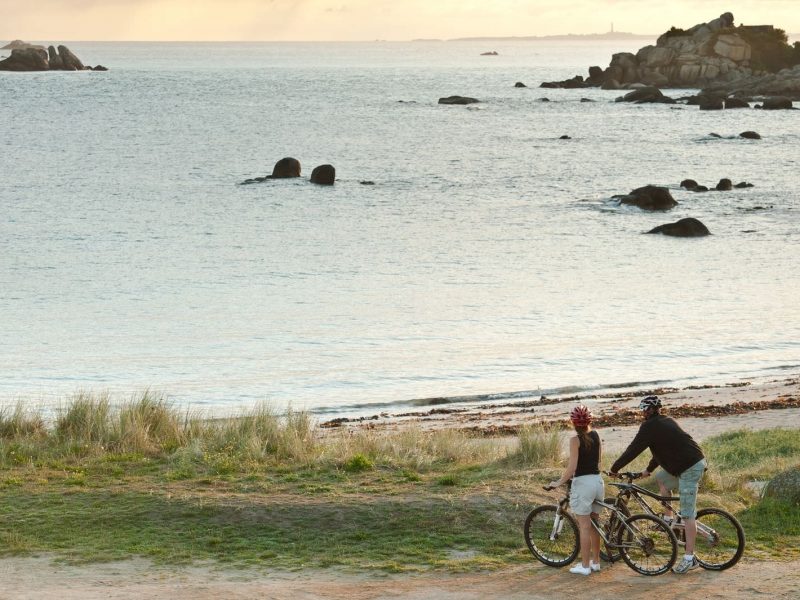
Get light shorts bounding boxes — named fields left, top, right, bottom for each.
left=654, top=459, right=707, bottom=519
left=570, top=474, right=605, bottom=516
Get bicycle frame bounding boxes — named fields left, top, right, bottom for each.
left=609, top=473, right=719, bottom=545
left=552, top=483, right=661, bottom=551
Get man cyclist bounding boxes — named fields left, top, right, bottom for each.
left=609, top=395, right=707, bottom=574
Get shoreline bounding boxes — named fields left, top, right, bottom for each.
left=320, top=375, right=800, bottom=440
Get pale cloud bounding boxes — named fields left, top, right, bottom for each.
left=0, top=0, right=798, bottom=41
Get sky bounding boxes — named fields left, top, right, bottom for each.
left=1, top=1, right=799, bottom=42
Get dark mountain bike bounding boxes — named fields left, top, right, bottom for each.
left=524, top=481, right=678, bottom=576
left=600, top=471, right=745, bottom=570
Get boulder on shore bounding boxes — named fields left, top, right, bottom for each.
left=270, top=157, right=301, bottom=178
left=310, top=164, right=336, bottom=185
left=616, top=185, right=678, bottom=211
left=647, top=217, right=710, bottom=237
left=764, top=466, right=800, bottom=505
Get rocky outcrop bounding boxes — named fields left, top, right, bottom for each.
left=615, top=185, right=678, bottom=211
left=0, top=43, right=106, bottom=71
left=1, top=39, right=45, bottom=50
left=550, top=13, right=800, bottom=98
left=647, top=218, right=710, bottom=237
left=514, top=81, right=527, bottom=88
left=704, top=69, right=800, bottom=101
left=310, top=164, right=336, bottom=185
left=739, top=131, right=761, bottom=139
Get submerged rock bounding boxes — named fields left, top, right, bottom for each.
left=438, top=96, right=480, bottom=105
left=514, top=81, right=527, bottom=88
left=680, top=179, right=699, bottom=189
left=739, top=131, right=761, bottom=139
left=616, top=185, right=678, bottom=211
left=647, top=217, right=710, bottom=237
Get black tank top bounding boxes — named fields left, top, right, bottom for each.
left=575, top=430, right=601, bottom=477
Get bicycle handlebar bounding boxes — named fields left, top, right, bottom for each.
left=604, top=470, right=644, bottom=481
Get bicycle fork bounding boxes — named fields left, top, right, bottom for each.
left=549, top=511, right=566, bottom=541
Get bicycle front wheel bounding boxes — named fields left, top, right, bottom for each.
left=617, top=514, right=678, bottom=576
left=524, top=505, right=579, bottom=567
left=598, top=497, right=629, bottom=563
left=694, top=507, right=745, bottom=570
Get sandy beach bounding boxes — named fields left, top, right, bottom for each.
left=321, top=375, right=800, bottom=449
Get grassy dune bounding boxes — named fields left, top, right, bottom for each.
left=0, top=392, right=797, bottom=570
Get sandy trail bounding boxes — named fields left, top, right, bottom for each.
left=1, top=557, right=797, bottom=599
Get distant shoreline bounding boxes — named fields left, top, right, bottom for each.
left=413, top=33, right=656, bottom=42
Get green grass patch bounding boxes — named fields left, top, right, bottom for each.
left=0, top=397, right=798, bottom=572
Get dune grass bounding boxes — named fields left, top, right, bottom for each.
left=0, top=393, right=797, bottom=569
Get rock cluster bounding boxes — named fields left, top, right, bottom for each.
left=0, top=43, right=107, bottom=71
left=540, top=12, right=800, bottom=100
left=241, top=158, right=336, bottom=186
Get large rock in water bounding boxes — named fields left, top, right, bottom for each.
left=647, top=218, right=710, bottom=237
left=0, top=47, right=49, bottom=71
left=764, top=466, right=800, bottom=505
left=310, top=164, right=335, bottom=185
left=617, top=185, right=678, bottom=211
left=270, top=157, right=301, bottom=178
left=57, top=45, right=85, bottom=71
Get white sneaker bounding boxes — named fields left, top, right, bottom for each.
left=589, top=560, right=601, bottom=572
left=569, top=564, right=592, bottom=576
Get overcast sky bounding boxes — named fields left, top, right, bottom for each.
left=2, top=1, right=799, bottom=41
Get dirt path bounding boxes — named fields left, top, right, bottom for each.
left=1, top=557, right=797, bottom=599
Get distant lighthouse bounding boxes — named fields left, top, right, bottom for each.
left=610, top=22, right=615, bottom=33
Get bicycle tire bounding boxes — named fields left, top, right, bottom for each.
left=599, top=497, right=629, bottom=563
left=694, top=507, right=745, bottom=570
left=524, top=505, right=580, bottom=567
left=616, top=513, right=678, bottom=576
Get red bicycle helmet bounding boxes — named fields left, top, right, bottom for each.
left=569, top=405, right=592, bottom=426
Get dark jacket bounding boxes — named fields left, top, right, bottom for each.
left=611, top=414, right=705, bottom=477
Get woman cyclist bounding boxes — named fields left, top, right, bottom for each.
left=548, top=405, right=604, bottom=575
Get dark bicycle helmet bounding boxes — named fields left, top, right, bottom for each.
left=569, top=405, right=593, bottom=426
left=638, top=395, right=662, bottom=411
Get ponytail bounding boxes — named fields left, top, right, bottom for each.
left=575, top=425, right=594, bottom=448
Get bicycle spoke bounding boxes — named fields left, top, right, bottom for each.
left=524, top=505, right=579, bottom=567
left=694, top=508, right=745, bottom=570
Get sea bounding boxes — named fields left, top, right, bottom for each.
left=2, top=40, right=799, bottom=418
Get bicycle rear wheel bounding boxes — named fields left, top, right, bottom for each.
left=694, top=507, right=745, bottom=570
left=617, top=514, right=678, bottom=576
left=524, top=505, right=579, bottom=567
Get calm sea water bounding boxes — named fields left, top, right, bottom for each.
left=2, top=41, right=799, bottom=417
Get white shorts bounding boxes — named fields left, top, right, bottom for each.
left=570, top=474, right=605, bottom=516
